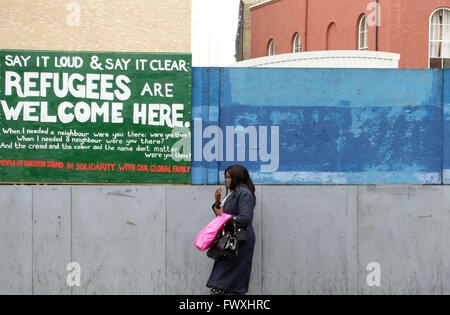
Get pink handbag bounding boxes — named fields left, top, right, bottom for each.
left=194, top=213, right=232, bottom=251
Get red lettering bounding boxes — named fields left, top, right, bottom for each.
left=0, top=160, right=16, bottom=167
left=24, top=160, right=46, bottom=168
left=173, top=165, right=191, bottom=173
left=46, top=161, right=64, bottom=169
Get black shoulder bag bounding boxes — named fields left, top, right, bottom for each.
left=207, top=220, right=238, bottom=260
left=236, top=226, right=249, bottom=242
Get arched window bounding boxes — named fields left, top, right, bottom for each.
left=292, top=33, right=301, bottom=53
left=430, top=8, right=450, bottom=68
left=359, top=15, right=369, bottom=50
left=268, top=39, right=276, bottom=56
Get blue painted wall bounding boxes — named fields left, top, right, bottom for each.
left=192, top=68, right=444, bottom=185
left=443, top=70, right=450, bottom=184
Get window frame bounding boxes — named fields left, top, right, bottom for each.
left=292, top=33, right=301, bottom=53
left=268, top=39, right=276, bottom=56
left=358, top=15, right=369, bottom=51
left=429, top=7, right=450, bottom=69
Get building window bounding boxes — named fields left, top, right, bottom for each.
left=430, top=8, right=450, bottom=68
left=359, top=15, right=368, bottom=50
left=268, top=39, right=276, bottom=56
left=293, top=33, right=301, bottom=53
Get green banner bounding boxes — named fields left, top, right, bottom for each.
left=0, top=50, right=192, bottom=184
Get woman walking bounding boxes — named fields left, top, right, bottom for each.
left=207, top=165, right=256, bottom=295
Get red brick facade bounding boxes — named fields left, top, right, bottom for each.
left=250, top=0, right=450, bottom=68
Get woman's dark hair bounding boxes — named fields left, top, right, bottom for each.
left=225, top=165, right=256, bottom=200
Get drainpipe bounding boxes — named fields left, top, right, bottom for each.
left=376, top=0, right=379, bottom=51
left=305, top=0, right=309, bottom=51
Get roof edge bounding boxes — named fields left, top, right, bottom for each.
left=250, top=0, right=279, bottom=11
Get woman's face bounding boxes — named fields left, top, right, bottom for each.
left=225, top=172, right=231, bottom=189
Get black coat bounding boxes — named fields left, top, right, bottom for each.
left=206, top=184, right=256, bottom=294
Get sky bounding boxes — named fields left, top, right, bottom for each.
left=191, top=0, right=241, bottom=67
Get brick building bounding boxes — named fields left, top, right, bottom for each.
left=0, top=0, right=191, bottom=53
left=236, top=0, right=266, bottom=61
left=247, top=0, right=450, bottom=68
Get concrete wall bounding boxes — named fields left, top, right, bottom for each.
left=2, top=184, right=450, bottom=295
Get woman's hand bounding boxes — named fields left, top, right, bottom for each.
left=213, top=204, right=224, bottom=217
left=215, top=186, right=224, bottom=203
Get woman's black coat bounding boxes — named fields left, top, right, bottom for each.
left=206, top=184, right=256, bottom=294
